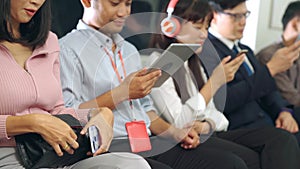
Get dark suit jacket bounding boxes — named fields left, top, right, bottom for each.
left=200, top=33, right=288, bottom=130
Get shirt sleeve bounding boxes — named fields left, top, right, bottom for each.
left=150, top=78, right=206, bottom=129
left=274, top=71, right=300, bottom=106
left=0, top=115, right=10, bottom=139
left=205, top=100, right=229, bottom=131
left=59, top=44, right=85, bottom=109
left=51, top=47, right=88, bottom=121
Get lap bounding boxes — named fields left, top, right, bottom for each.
left=216, top=126, right=296, bottom=151
left=0, top=148, right=150, bottom=169
left=216, top=127, right=300, bottom=169
left=110, top=136, right=257, bottom=169
left=202, top=136, right=260, bottom=169
left=69, top=152, right=151, bottom=169
left=152, top=142, right=249, bottom=169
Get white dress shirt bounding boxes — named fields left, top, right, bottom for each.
left=150, top=52, right=229, bottom=131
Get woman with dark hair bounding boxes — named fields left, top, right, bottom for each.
left=0, top=0, right=151, bottom=168
left=0, top=0, right=51, bottom=46
left=150, top=0, right=300, bottom=168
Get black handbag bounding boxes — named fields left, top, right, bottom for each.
left=15, top=114, right=91, bottom=169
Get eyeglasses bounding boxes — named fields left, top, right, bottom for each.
left=219, top=11, right=251, bottom=22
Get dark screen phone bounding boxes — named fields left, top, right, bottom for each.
left=237, top=49, right=248, bottom=56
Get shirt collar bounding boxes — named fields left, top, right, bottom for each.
left=209, top=27, right=239, bottom=50
left=76, top=20, right=124, bottom=50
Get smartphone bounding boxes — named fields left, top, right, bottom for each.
left=88, top=125, right=101, bottom=153
left=237, top=49, right=248, bottom=56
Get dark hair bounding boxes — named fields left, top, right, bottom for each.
left=150, top=0, right=212, bottom=93
left=150, top=0, right=212, bottom=50
left=0, top=0, right=51, bottom=48
left=282, top=1, right=300, bottom=30
left=209, top=0, right=246, bottom=11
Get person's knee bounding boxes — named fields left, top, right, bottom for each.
left=71, top=152, right=151, bottom=169
left=109, top=153, right=151, bottom=169
left=207, top=151, right=248, bottom=169
left=267, top=128, right=298, bottom=147
left=260, top=128, right=300, bottom=169
left=221, top=153, right=248, bottom=169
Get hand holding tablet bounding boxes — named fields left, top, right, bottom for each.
left=148, top=43, right=201, bottom=87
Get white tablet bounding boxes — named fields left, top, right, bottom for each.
left=148, top=43, right=201, bottom=87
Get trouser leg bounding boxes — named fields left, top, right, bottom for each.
left=201, top=136, right=260, bottom=169
left=145, top=158, right=173, bottom=169
left=217, top=127, right=300, bottom=169
left=152, top=143, right=249, bottom=169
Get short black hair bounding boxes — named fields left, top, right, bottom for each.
left=0, top=0, right=51, bottom=48
left=282, top=1, right=300, bottom=30
left=209, top=0, right=246, bottom=11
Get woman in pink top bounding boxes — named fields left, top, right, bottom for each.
left=0, top=0, right=150, bottom=168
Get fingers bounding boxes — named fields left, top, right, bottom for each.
left=286, top=43, right=300, bottom=61
left=52, top=141, right=76, bottom=157
left=180, top=128, right=200, bottom=149
left=281, top=122, right=293, bottom=132
left=67, top=138, right=79, bottom=150
left=181, top=135, right=200, bottom=149
left=59, top=134, right=78, bottom=154
left=221, top=55, right=232, bottom=64
left=136, top=68, right=161, bottom=77
left=275, top=119, right=281, bottom=128
left=135, top=68, right=148, bottom=76
left=143, top=69, right=162, bottom=81
left=47, top=129, right=79, bottom=156
left=80, top=126, right=88, bottom=135
left=227, top=54, right=245, bottom=67
left=52, top=144, right=64, bottom=157
left=293, top=125, right=299, bottom=133
left=281, top=120, right=299, bottom=133
left=289, top=50, right=300, bottom=62
left=133, top=70, right=161, bottom=95
left=126, top=68, right=161, bottom=98
left=93, top=145, right=109, bottom=156
left=62, top=143, right=74, bottom=155
left=276, top=116, right=298, bottom=133
left=289, top=40, right=300, bottom=51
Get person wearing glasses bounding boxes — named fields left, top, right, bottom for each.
left=202, top=0, right=300, bottom=144
left=257, top=1, right=300, bottom=108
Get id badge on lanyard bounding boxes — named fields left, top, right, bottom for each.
left=105, top=47, right=152, bottom=152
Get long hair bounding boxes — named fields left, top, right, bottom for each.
left=150, top=0, right=212, bottom=93
left=0, top=0, right=51, bottom=48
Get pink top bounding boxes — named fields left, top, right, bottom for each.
left=0, top=32, right=87, bottom=146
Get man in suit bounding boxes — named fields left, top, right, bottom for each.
left=203, top=0, right=300, bottom=143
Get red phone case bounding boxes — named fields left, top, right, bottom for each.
left=125, top=121, right=152, bottom=153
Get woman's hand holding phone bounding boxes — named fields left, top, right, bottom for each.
left=81, top=108, right=114, bottom=156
